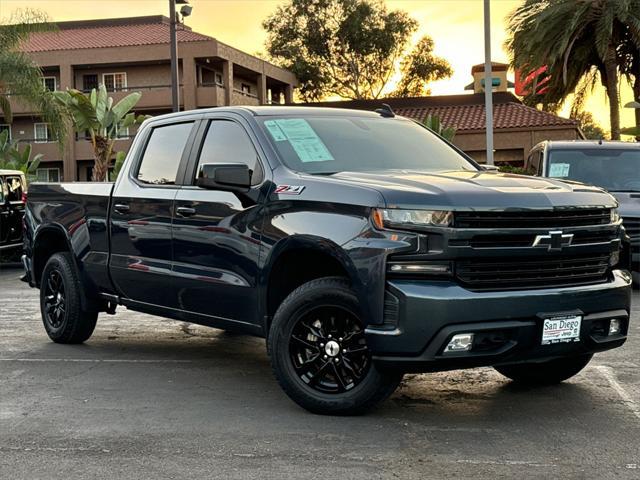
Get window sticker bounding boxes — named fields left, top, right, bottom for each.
left=549, top=163, right=570, bottom=177
left=264, top=120, right=288, bottom=142
left=273, top=119, right=334, bottom=163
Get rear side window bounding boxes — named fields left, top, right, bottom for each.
left=0, top=178, right=4, bottom=203
left=137, top=122, right=194, bottom=185
left=5, top=176, right=23, bottom=202
left=195, top=120, right=263, bottom=185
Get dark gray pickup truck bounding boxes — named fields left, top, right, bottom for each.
left=22, top=107, right=632, bottom=414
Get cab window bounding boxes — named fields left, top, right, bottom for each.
left=195, top=120, right=263, bottom=185
left=137, top=122, right=194, bottom=185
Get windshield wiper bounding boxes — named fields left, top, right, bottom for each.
left=308, top=171, right=340, bottom=176
left=608, top=189, right=640, bottom=193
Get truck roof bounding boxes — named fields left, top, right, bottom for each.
left=0, top=169, right=24, bottom=176
left=544, top=140, right=640, bottom=151
left=146, top=105, right=386, bottom=123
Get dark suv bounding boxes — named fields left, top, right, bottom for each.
left=0, top=170, right=26, bottom=254
left=526, top=140, right=640, bottom=284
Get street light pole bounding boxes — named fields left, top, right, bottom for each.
left=483, top=0, right=494, bottom=165
left=170, top=0, right=179, bottom=112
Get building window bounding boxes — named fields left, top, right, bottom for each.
left=241, top=83, right=251, bottom=94
left=83, top=74, right=99, bottom=91
left=103, top=72, right=127, bottom=92
left=36, top=168, right=60, bottom=182
left=0, top=124, right=11, bottom=140
left=42, top=76, right=57, bottom=92
left=115, top=123, right=130, bottom=139
left=34, top=123, right=51, bottom=143
left=215, top=72, right=223, bottom=86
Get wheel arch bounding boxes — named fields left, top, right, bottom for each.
left=260, top=235, right=364, bottom=335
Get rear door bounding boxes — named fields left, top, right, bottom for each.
left=109, top=118, right=199, bottom=307
left=171, top=115, right=267, bottom=326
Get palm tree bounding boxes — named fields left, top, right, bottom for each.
left=0, top=9, right=68, bottom=144
left=423, top=114, right=456, bottom=142
left=54, top=85, right=149, bottom=181
left=507, top=0, right=640, bottom=140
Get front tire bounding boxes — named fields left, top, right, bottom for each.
left=268, top=277, right=403, bottom=415
left=494, top=354, right=593, bottom=385
left=40, top=252, right=98, bottom=344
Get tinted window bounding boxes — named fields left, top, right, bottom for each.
left=258, top=116, right=475, bottom=175
left=547, top=149, right=640, bottom=192
left=5, top=176, right=23, bottom=202
left=0, top=178, right=4, bottom=202
left=196, top=120, right=263, bottom=184
left=137, top=122, right=193, bottom=185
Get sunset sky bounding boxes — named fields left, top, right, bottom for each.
left=2, top=0, right=638, bottom=134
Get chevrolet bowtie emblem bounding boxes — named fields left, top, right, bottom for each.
left=532, top=230, right=574, bottom=252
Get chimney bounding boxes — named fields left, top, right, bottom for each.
left=469, top=62, right=510, bottom=94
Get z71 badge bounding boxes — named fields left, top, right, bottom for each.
left=275, top=185, right=305, bottom=195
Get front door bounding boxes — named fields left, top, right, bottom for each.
left=0, top=177, right=8, bottom=247
left=4, top=175, right=25, bottom=245
left=172, top=117, right=266, bottom=326
left=109, top=120, right=197, bottom=307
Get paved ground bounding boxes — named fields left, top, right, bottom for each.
left=0, top=266, right=639, bottom=479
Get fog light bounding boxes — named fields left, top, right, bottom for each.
left=444, top=333, right=474, bottom=353
left=609, top=319, right=621, bottom=335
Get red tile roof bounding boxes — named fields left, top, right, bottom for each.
left=394, top=102, right=577, bottom=131
left=20, top=16, right=212, bottom=53
left=308, top=93, right=578, bottom=132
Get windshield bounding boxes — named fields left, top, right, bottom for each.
left=547, top=148, right=640, bottom=192
left=258, top=115, right=476, bottom=174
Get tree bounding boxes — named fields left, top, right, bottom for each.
left=263, top=0, right=418, bottom=101
left=54, top=85, right=149, bottom=182
left=0, top=130, right=43, bottom=182
left=423, top=114, right=456, bottom=142
left=0, top=9, right=68, bottom=144
left=507, top=0, right=640, bottom=140
left=571, top=110, right=608, bottom=140
left=391, top=36, right=452, bottom=97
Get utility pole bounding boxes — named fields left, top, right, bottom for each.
left=483, top=0, right=494, bottom=165
left=170, top=0, right=179, bottom=112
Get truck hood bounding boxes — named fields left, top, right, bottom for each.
left=327, top=170, right=617, bottom=210
left=610, top=192, right=640, bottom=218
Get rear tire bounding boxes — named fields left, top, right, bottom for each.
left=268, top=277, right=403, bottom=415
left=495, top=354, right=593, bottom=385
left=40, top=252, right=97, bottom=344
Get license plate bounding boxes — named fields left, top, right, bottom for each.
left=541, top=315, right=582, bottom=345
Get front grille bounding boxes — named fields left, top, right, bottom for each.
left=454, top=208, right=612, bottom=229
left=456, top=253, right=610, bottom=291
left=624, top=217, right=640, bottom=241
left=452, top=229, right=618, bottom=249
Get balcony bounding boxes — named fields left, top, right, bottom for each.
left=88, top=85, right=181, bottom=110
left=75, top=137, right=134, bottom=160
left=196, top=84, right=226, bottom=108
left=232, top=89, right=260, bottom=106
left=24, top=141, right=63, bottom=161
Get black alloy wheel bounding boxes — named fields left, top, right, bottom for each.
left=289, top=305, right=370, bottom=393
left=43, top=268, right=66, bottom=330
left=269, top=277, right=403, bottom=415
left=40, top=252, right=98, bottom=344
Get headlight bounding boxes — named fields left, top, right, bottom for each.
left=611, top=209, right=619, bottom=223
left=372, top=208, right=453, bottom=230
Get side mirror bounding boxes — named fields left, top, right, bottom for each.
left=196, top=163, right=252, bottom=192
left=481, top=164, right=500, bottom=172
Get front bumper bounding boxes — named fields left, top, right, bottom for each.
left=366, top=270, right=632, bottom=372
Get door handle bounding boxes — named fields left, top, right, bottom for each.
left=113, top=203, right=130, bottom=214
left=176, top=206, right=196, bottom=217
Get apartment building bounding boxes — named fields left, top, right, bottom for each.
left=3, top=16, right=298, bottom=181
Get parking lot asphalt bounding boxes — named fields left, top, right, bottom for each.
left=0, top=266, right=639, bottom=479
